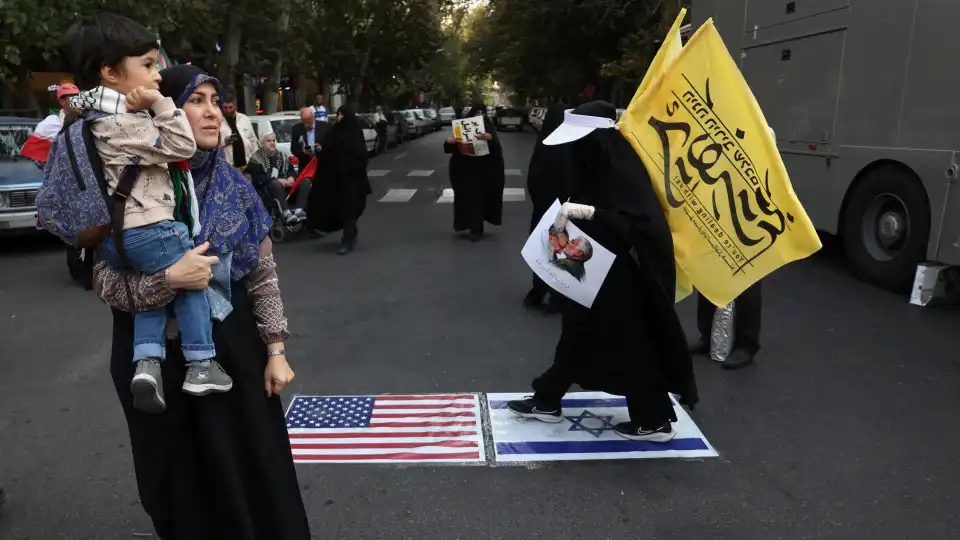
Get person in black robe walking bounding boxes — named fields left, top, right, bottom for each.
left=443, top=103, right=506, bottom=241
left=507, top=101, right=698, bottom=441
left=523, top=103, right=574, bottom=313
left=305, top=105, right=372, bottom=255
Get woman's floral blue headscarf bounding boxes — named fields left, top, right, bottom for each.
left=159, top=65, right=271, bottom=281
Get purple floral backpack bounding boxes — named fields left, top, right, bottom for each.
left=36, top=111, right=138, bottom=248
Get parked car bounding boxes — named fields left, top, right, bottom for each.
left=0, top=116, right=43, bottom=235
left=355, top=114, right=380, bottom=154
left=359, top=113, right=398, bottom=150
left=248, top=112, right=303, bottom=156
left=400, top=110, right=430, bottom=137
left=390, top=111, right=410, bottom=144
left=438, top=107, right=457, bottom=125
left=496, top=106, right=525, bottom=131
left=421, top=108, right=442, bottom=131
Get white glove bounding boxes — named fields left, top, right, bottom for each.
left=554, top=202, right=595, bottom=230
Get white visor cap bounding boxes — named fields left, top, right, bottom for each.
left=542, top=109, right=619, bottom=146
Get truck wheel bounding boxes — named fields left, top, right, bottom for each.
left=841, top=164, right=930, bottom=291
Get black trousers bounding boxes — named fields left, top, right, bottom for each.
left=263, top=180, right=311, bottom=213
left=696, top=280, right=763, bottom=354
left=342, top=218, right=357, bottom=247
left=263, top=180, right=291, bottom=212
left=531, top=362, right=674, bottom=428
left=376, top=122, right=388, bottom=153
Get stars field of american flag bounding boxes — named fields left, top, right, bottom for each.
left=285, top=394, right=486, bottom=463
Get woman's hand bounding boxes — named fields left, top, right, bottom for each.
left=446, top=137, right=457, bottom=144
left=477, top=133, right=493, bottom=141
left=281, top=177, right=296, bottom=188
left=265, top=354, right=295, bottom=397
left=166, top=242, right=219, bottom=291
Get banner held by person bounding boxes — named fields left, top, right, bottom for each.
left=619, top=18, right=822, bottom=307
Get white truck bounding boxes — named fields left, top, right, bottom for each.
left=693, top=0, right=960, bottom=291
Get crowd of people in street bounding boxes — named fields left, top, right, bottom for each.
left=1, top=10, right=771, bottom=539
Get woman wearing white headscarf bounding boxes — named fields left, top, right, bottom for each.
left=247, top=131, right=306, bottom=225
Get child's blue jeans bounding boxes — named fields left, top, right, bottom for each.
left=100, top=220, right=215, bottom=363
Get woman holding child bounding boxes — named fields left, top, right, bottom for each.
left=69, top=14, right=310, bottom=540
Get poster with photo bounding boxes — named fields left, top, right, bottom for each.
left=521, top=200, right=616, bottom=308
left=452, top=117, right=490, bottom=156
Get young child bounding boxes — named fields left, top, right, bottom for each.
left=65, top=13, right=232, bottom=414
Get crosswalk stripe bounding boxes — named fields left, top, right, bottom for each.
left=407, top=170, right=435, bottom=177
left=434, top=188, right=526, bottom=204
left=502, top=188, right=526, bottom=202
left=436, top=188, right=455, bottom=203
left=504, top=169, right=522, bottom=176
left=379, top=188, right=418, bottom=203
left=368, top=170, right=390, bottom=177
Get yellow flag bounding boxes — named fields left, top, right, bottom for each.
left=619, top=19, right=822, bottom=307
left=621, top=9, right=695, bottom=303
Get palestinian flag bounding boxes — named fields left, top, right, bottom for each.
left=158, top=44, right=174, bottom=70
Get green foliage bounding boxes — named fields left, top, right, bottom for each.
left=463, top=0, right=686, bottom=104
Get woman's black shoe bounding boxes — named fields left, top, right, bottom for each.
left=523, top=288, right=543, bottom=308
left=544, top=294, right=564, bottom=314
left=722, top=349, right=756, bottom=370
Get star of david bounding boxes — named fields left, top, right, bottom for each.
left=565, top=409, right=615, bottom=438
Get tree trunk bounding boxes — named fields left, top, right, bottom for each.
left=220, top=10, right=243, bottom=91
left=263, top=8, right=291, bottom=114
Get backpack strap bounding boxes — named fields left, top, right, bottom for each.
left=76, top=112, right=140, bottom=261
left=110, top=166, right=140, bottom=261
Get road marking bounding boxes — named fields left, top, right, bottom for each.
left=394, top=152, right=408, bottom=160
left=504, top=169, right=522, bottom=176
left=502, top=188, right=526, bottom=202
left=436, top=188, right=526, bottom=203
left=379, top=188, right=417, bottom=203
left=368, top=170, right=390, bottom=177
left=407, top=170, right=435, bottom=177
left=437, top=188, right=455, bottom=203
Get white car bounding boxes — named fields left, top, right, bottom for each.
left=248, top=113, right=303, bottom=157
left=354, top=114, right=380, bottom=154
left=438, top=107, right=457, bottom=125
left=400, top=110, right=430, bottom=137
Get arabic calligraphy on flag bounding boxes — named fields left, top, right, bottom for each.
left=619, top=18, right=821, bottom=307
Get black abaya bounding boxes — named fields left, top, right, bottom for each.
left=532, top=101, right=698, bottom=417
left=525, top=104, right=573, bottom=304
left=110, top=285, right=310, bottom=540
left=306, top=107, right=372, bottom=235
left=444, top=107, right=505, bottom=233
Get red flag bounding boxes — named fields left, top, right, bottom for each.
left=288, top=156, right=317, bottom=200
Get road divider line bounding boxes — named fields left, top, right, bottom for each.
left=368, top=170, right=391, bottom=177
left=394, top=152, right=408, bottom=160
left=407, top=170, right=435, bottom=177
left=504, top=169, right=522, bottom=176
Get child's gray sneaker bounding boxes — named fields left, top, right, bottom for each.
left=182, top=360, right=233, bottom=396
left=131, top=358, right=166, bottom=414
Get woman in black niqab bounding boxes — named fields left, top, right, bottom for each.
left=523, top=103, right=573, bottom=312
left=443, top=103, right=506, bottom=241
left=305, top=105, right=372, bottom=254
left=507, top=100, right=698, bottom=441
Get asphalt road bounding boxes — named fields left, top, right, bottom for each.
left=1, top=127, right=959, bottom=539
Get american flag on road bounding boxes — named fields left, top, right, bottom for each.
left=285, top=395, right=486, bottom=463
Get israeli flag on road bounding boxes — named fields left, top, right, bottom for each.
left=487, top=392, right=718, bottom=462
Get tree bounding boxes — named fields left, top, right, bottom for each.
left=463, top=0, right=684, bottom=105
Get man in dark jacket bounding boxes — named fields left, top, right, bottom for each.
left=290, top=107, right=330, bottom=175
